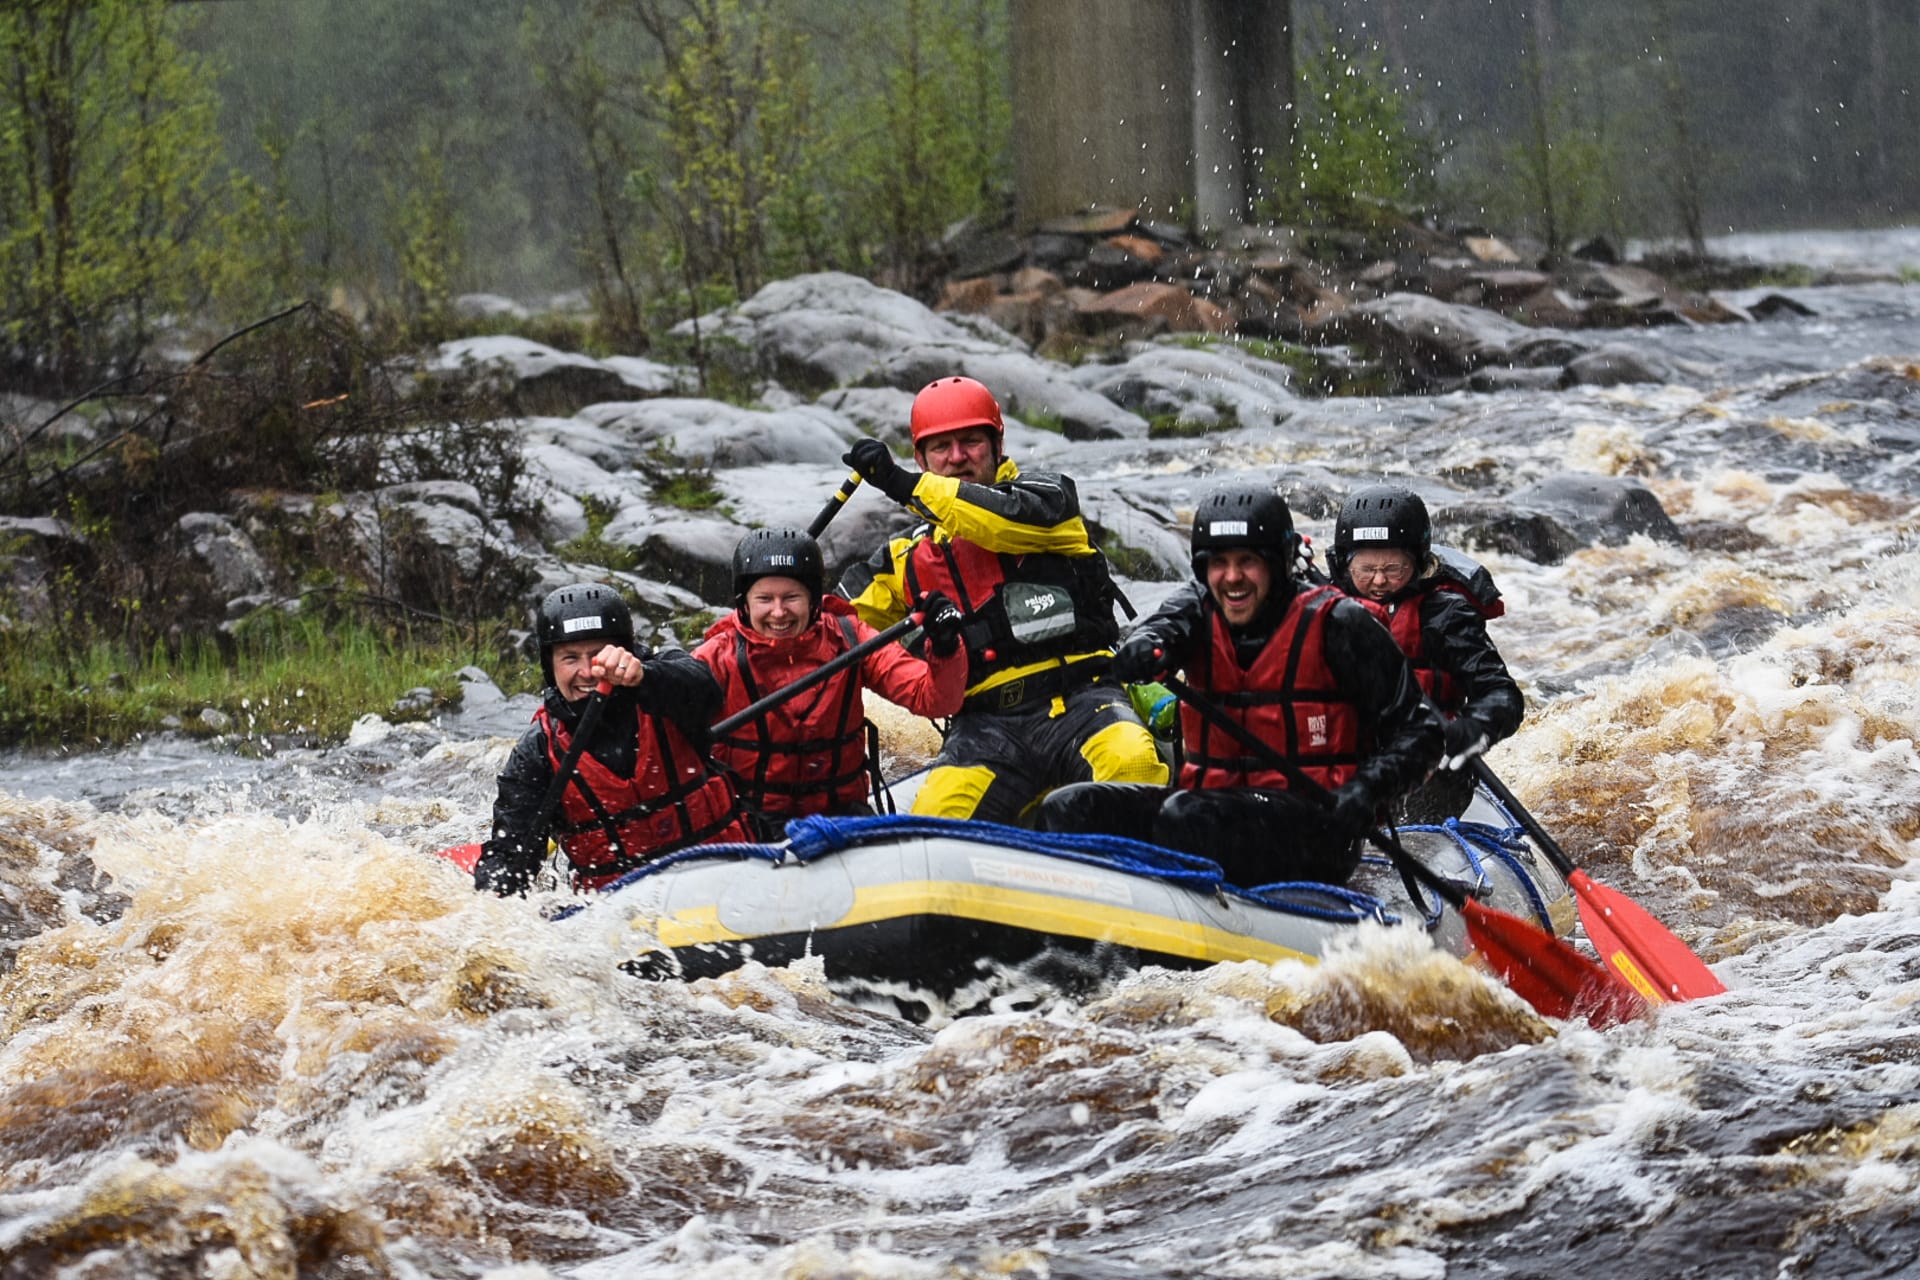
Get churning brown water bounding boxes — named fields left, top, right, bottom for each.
left=1, top=257, right=1916, bottom=1278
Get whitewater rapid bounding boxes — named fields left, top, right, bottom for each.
left=1, top=239, right=1916, bottom=1279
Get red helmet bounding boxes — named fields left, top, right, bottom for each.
left=910, top=376, right=1004, bottom=447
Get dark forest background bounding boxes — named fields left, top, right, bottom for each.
left=4, top=0, right=1914, bottom=391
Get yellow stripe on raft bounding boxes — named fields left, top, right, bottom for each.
left=644, top=880, right=1318, bottom=966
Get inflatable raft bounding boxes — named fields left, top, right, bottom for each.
left=554, top=785, right=1578, bottom=1016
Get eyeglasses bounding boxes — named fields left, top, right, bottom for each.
left=1349, top=561, right=1414, bottom=582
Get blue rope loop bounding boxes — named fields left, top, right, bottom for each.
left=1234, top=878, right=1399, bottom=925
left=588, top=811, right=1395, bottom=926
left=1380, top=815, right=1556, bottom=932
left=596, top=839, right=784, bottom=895
left=783, top=812, right=1227, bottom=886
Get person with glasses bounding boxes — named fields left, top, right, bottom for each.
left=1330, top=484, right=1524, bottom=821
left=1034, top=484, right=1443, bottom=888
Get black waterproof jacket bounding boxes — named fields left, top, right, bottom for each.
left=1128, top=579, right=1443, bottom=809
left=475, top=646, right=725, bottom=892
left=1415, top=587, right=1525, bottom=746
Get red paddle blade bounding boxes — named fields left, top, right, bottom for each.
left=436, top=842, right=484, bottom=875
left=1461, top=899, right=1647, bottom=1028
left=1570, top=869, right=1726, bottom=1003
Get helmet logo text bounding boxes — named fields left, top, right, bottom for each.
left=1208, top=520, right=1249, bottom=536
left=1353, top=526, right=1391, bottom=541
left=563, top=615, right=605, bottom=633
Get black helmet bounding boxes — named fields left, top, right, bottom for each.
left=1330, top=485, right=1430, bottom=581
left=731, top=527, right=824, bottom=606
left=536, top=582, right=634, bottom=686
left=1189, top=485, right=1297, bottom=580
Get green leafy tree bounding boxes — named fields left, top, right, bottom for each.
left=1260, top=25, right=1435, bottom=228
left=629, top=0, right=817, bottom=301
left=1484, top=42, right=1625, bottom=253
left=522, top=1, right=651, bottom=349
left=0, top=0, right=224, bottom=389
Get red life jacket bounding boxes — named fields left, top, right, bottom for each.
left=1178, top=584, right=1362, bottom=792
left=902, top=534, right=1120, bottom=685
left=536, top=703, right=745, bottom=889
left=701, top=610, right=871, bottom=818
left=1356, top=577, right=1502, bottom=713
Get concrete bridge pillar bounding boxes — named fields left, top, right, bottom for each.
left=1011, top=0, right=1292, bottom=229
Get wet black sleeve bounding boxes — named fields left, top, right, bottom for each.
left=475, top=721, right=557, bottom=894
left=632, top=645, right=725, bottom=745
left=1125, top=580, right=1211, bottom=669
left=1320, top=598, right=1445, bottom=803
left=1422, top=592, right=1525, bottom=745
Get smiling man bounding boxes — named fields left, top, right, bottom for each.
left=837, top=375, right=1168, bottom=823
left=475, top=583, right=751, bottom=895
left=1036, top=484, right=1443, bottom=888
left=695, top=528, right=966, bottom=837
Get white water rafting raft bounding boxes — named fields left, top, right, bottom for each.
left=550, top=785, right=1578, bottom=1015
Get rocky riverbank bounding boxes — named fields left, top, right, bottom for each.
left=4, top=223, right=1906, bottom=736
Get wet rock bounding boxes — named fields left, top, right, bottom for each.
left=1308, top=292, right=1588, bottom=381
left=1066, top=243, right=1157, bottom=291
left=1464, top=235, right=1524, bottom=264
left=1690, top=604, right=1789, bottom=657
left=579, top=398, right=858, bottom=469
left=177, top=512, right=274, bottom=604
left=1504, top=473, right=1685, bottom=551
left=1572, top=235, right=1622, bottom=264
left=1435, top=502, right=1584, bottom=565
left=328, top=486, right=532, bottom=617
left=1037, top=207, right=1139, bottom=236
left=1078, top=490, right=1190, bottom=582
left=815, top=387, right=917, bottom=446
left=938, top=277, right=998, bottom=313
left=946, top=229, right=1024, bottom=279
left=391, top=686, right=437, bottom=716
left=1022, top=234, right=1084, bottom=270
left=1072, top=281, right=1233, bottom=337
left=605, top=511, right=742, bottom=605
left=1070, top=342, right=1294, bottom=434
left=453, top=292, right=529, bottom=320
left=434, top=336, right=680, bottom=416
left=679, top=272, right=989, bottom=392
left=1559, top=345, right=1671, bottom=388
left=199, top=707, right=232, bottom=731
left=1748, top=293, right=1819, bottom=320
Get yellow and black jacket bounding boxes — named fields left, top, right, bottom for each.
left=839, top=458, right=1123, bottom=708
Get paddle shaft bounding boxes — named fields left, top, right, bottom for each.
left=1158, top=675, right=1462, bottom=900
left=1468, top=759, right=1578, bottom=878
left=535, top=677, right=614, bottom=835
left=1165, top=674, right=1643, bottom=1023
left=709, top=614, right=921, bottom=737
left=806, top=471, right=864, bottom=539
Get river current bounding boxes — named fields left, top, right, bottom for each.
left=1, top=231, right=1917, bottom=1278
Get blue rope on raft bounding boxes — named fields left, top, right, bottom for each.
left=597, top=811, right=1393, bottom=926
left=1363, top=815, right=1555, bottom=932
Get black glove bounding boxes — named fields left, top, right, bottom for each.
left=472, top=845, right=534, bottom=897
left=918, top=590, right=965, bottom=657
left=843, top=438, right=919, bottom=504
left=1440, top=716, right=1490, bottom=771
left=1108, top=631, right=1169, bottom=684
left=1328, top=784, right=1377, bottom=839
